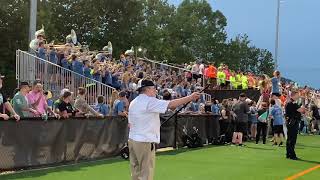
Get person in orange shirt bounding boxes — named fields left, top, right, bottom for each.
left=207, top=62, right=217, bottom=88
left=248, top=72, right=255, bottom=89
left=280, top=94, right=286, bottom=107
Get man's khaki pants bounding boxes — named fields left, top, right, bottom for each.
left=128, top=139, right=156, bottom=180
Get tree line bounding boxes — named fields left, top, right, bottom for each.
left=0, top=0, right=275, bottom=94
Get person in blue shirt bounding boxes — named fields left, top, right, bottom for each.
left=271, top=70, right=281, bottom=97
left=112, top=91, right=127, bottom=116
left=104, top=69, right=113, bottom=86
left=112, top=73, right=121, bottom=90
left=92, top=69, right=102, bottom=82
left=71, top=54, right=83, bottom=75
left=61, top=55, right=71, bottom=70
left=211, top=98, right=221, bottom=143
left=83, top=60, right=92, bottom=79
left=190, top=100, right=200, bottom=112
left=44, top=90, right=54, bottom=112
left=175, top=83, right=184, bottom=98
left=95, top=95, right=110, bottom=116
left=211, top=99, right=220, bottom=116
left=37, top=41, right=47, bottom=62
left=48, top=47, right=58, bottom=64
left=269, top=99, right=284, bottom=146
left=121, top=55, right=130, bottom=67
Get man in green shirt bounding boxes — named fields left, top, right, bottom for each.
left=12, top=82, right=38, bottom=118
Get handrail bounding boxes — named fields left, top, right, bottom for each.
left=16, top=50, right=116, bottom=105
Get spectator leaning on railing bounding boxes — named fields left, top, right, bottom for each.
left=112, top=91, right=128, bottom=117
left=94, top=95, right=110, bottom=116
left=26, top=80, right=59, bottom=118
left=55, top=90, right=83, bottom=119
left=12, top=82, right=39, bottom=118
left=0, top=74, right=20, bottom=121
left=74, top=87, right=103, bottom=117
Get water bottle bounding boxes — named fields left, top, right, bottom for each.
left=42, top=113, right=48, bottom=122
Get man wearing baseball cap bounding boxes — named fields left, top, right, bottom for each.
left=128, top=79, right=200, bottom=180
left=12, top=82, right=38, bottom=118
left=0, top=74, right=20, bottom=121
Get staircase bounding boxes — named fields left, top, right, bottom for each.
left=16, top=50, right=115, bottom=105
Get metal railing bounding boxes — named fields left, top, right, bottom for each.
left=16, top=50, right=116, bottom=105
left=138, top=58, right=263, bottom=91
left=139, top=57, right=212, bottom=101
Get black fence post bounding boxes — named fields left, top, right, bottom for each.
left=174, top=114, right=178, bottom=149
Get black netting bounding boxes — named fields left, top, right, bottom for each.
left=0, top=115, right=217, bottom=171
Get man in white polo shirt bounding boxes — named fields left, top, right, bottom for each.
left=128, top=79, right=200, bottom=180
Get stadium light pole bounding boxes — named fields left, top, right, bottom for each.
left=29, top=0, right=37, bottom=52
left=275, top=0, right=285, bottom=70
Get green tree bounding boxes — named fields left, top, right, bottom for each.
left=133, top=0, right=175, bottom=60
left=0, top=0, right=276, bottom=94
left=168, top=0, right=227, bottom=63
left=222, top=34, right=274, bottom=75
left=0, top=0, right=30, bottom=96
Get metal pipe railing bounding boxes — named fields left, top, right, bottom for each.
left=16, top=50, right=116, bottom=105
left=139, top=57, right=212, bottom=100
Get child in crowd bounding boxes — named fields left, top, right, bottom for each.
left=94, top=95, right=110, bottom=116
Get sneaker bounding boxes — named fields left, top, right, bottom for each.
left=279, top=142, right=283, bottom=147
left=290, top=157, right=301, bottom=160
left=272, top=143, right=278, bottom=146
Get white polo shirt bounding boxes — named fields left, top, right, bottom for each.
left=128, top=94, right=170, bottom=143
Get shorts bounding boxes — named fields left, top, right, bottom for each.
left=235, top=122, right=247, bottom=133
left=225, top=81, right=230, bottom=88
left=192, top=74, right=200, bottom=80
left=208, top=78, right=216, bottom=84
left=273, top=125, right=284, bottom=134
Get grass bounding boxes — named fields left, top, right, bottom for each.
left=1, top=135, right=320, bottom=180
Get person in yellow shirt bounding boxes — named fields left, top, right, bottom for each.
left=229, top=71, right=237, bottom=89
left=241, top=73, right=248, bottom=90
left=217, top=67, right=226, bottom=89
left=236, top=71, right=242, bottom=90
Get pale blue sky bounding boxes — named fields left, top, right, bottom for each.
left=169, top=0, right=319, bottom=88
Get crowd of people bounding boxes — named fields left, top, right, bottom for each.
left=1, top=28, right=319, bottom=163
left=32, top=26, right=273, bottom=102
left=206, top=70, right=320, bottom=160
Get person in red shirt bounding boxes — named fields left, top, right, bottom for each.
left=223, top=64, right=231, bottom=89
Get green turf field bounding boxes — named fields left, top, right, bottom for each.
left=1, top=135, right=320, bottom=180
